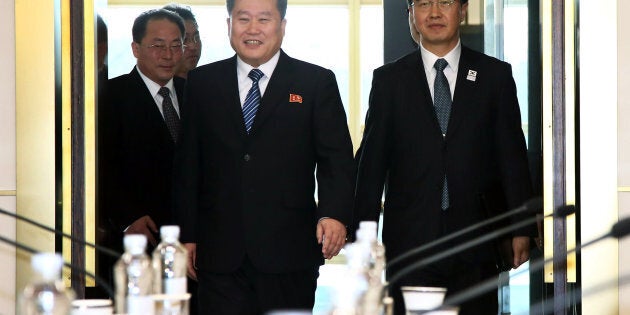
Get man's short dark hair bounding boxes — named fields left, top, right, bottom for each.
left=97, top=15, right=107, bottom=44
left=163, top=3, right=198, bottom=24
left=226, top=0, right=288, bottom=19
left=132, top=8, right=185, bottom=43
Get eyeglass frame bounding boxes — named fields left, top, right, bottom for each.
left=410, top=0, right=457, bottom=11
left=146, top=41, right=187, bottom=54
left=183, top=34, right=201, bottom=46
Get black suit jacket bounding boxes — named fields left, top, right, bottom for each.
left=98, top=67, right=185, bottom=245
left=354, top=46, right=534, bottom=267
left=173, top=50, right=356, bottom=274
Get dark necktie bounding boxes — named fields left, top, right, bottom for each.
left=242, top=69, right=264, bottom=133
left=158, top=87, right=180, bottom=142
left=434, top=58, right=451, bottom=210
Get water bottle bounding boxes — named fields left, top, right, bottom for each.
left=18, top=252, right=75, bottom=315
left=152, top=225, right=188, bottom=295
left=330, top=243, right=368, bottom=315
left=357, top=221, right=386, bottom=284
left=114, top=234, right=154, bottom=315
left=356, top=221, right=386, bottom=315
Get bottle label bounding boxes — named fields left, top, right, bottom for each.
left=127, top=295, right=155, bottom=315
left=165, top=277, right=187, bottom=294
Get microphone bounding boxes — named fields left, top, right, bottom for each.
left=527, top=266, right=630, bottom=315
left=0, top=207, right=121, bottom=258
left=387, top=197, right=543, bottom=269
left=0, top=234, right=115, bottom=299
left=433, top=215, right=630, bottom=314
left=384, top=204, right=574, bottom=290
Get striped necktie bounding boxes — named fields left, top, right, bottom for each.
left=242, top=69, right=264, bottom=133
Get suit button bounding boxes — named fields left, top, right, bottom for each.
left=243, top=154, right=251, bottom=161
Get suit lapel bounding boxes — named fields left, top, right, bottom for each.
left=447, top=46, right=477, bottom=138
left=129, top=68, right=175, bottom=144
left=219, top=57, right=250, bottom=138
left=248, top=50, right=292, bottom=135
left=174, top=76, right=186, bottom=107
left=406, top=52, right=443, bottom=137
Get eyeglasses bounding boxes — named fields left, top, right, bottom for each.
left=184, top=34, right=201, bottom=46
left=147, top=43, right=186, bottom=54
left=411, top=0, right=457, bottom=11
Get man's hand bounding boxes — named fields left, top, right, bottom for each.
left=512, top=236, right=530, bottom=269
left=316, top=218, right=347, bottom=259
left=184, top=243, right=197, bottom=280
left=124, top=215, right=158, bottom=246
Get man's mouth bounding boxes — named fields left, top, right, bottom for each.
left=244, top=39, right=262, bottom=45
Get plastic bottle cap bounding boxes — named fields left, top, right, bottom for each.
left=359, top=221, right=377, bottom=231
left=356, top=222, right=377, bottom=242
left=31, top=252, right=63, bottom=281
left=160, top=225, right=180, bottom=241
left=123, top=234, right=147, bottom=254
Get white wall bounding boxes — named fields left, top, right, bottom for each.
left=618, top=0, right=630, bottom=313
left=579, top=0, right=619, bottom=314
left=0, top=0, right=17, bottom=312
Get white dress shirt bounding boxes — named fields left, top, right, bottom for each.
left=136, top=66, right=181, bottom=118
left=420, top=40, right=462, bottom=100
left=236, top=51, right=281, bottom=107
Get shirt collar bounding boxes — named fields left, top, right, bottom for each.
left=420, top=40, right=461, bottom=76
left=136, top=65, right=175, bottom=97
left=236, top=50, right=281, bottom=82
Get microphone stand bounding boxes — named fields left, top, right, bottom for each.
left=0, top=207, right=121, bottom=258
left=429, top=216, right=630, bottom=314
left=527, top=268, right=630, bottom=315
left=381, top=204, right=573, bottom=314
left=385, top=204, right=573, bottom=289
left=386, top=197, right=543, bottom=270
left=0, top=235, right=115, bottom=299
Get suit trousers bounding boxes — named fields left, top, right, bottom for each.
left=390, top=210, right=499, bottom=315
left=197, top=256, right=319, bottom=315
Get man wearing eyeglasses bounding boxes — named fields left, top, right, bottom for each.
left=98, top=8, right=186, bottom=284
left=163, top=3, right=203, bottom=79
left=354, top=0, right=535, bottom=314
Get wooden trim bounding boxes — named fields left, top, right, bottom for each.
left=0, top=190, right=17, bottom=196
left=551, top=0, right=567, bottom=314
left=70, top=0, right=86, bottom=299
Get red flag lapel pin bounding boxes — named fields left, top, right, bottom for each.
left=289, top=94, right=303, bottom=103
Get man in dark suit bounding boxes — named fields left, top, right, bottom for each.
left=98, top=9, right=186, bottom=283
left=172, top=0, right=355, bottom=313
left=354, top=0, right=534, bottom=314
left=162, top=3, right=203, bottom=80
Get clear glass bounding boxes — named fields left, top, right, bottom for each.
left=152, top=237, right=188, bottom=295
left=485, top=1, right=532, bottom=313
left=114, top=250, right=153, bottom=314
left=19, top=280, right=75, bottom=315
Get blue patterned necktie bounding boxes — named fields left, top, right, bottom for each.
left=158, top=87, right=180, bottom=142
left=242, top=69, right=264, bottom=133
left=434, top=58, right=451, bottom=210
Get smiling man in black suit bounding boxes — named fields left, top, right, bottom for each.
left=172, top=0, right=356, bottom=313
left=354, top=0, right=535, bottom=314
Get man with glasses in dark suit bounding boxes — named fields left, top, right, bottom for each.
left=163, top=3, right=203, bottom=79
left=354, top=0, right=535, bottom=314
left=98, top=9, right=186, bottom=286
